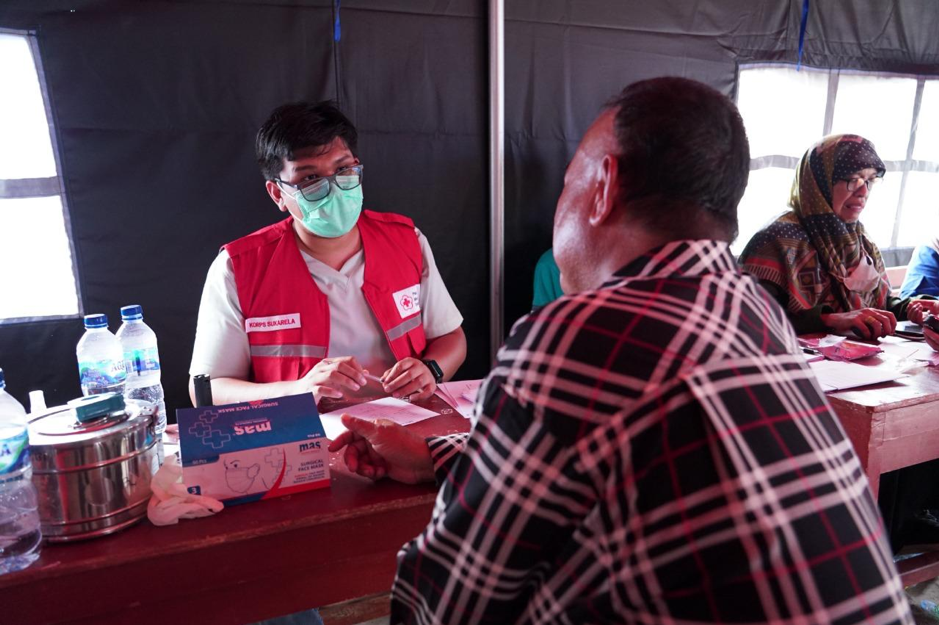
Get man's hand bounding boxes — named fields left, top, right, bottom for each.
left=925, top=327, right=939, bottom=352
left=298, top=357, right=368, bottom=402
left=327, top=414, right=435, bottom=484
left=821, top=308, right=897, bottom=340
left=908, top=300, right=939, bottom=325
left=382, top=357, right=436, bottom=401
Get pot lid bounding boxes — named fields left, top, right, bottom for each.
left=28, top=395, right=149, bottom=449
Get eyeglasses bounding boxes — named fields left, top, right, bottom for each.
left=840, top=175, right=881, bottom=193
left=275, top=164, right=364, bottom=202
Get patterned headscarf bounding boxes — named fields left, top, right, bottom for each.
left=740, top=134, right=890, bottom=313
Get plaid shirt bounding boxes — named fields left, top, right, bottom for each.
left=392, top=240, right=912, bottom=625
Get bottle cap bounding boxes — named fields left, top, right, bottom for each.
left=67, top=392, right=126, bottom=423
left=0, top=367, right=5, bottom=389
left=120, top=305, right=143, bottom=321
left=84, top=313, right=108, bottom=329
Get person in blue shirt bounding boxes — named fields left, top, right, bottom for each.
left=531, top=248, right=564, bottom=309
left=900, top=239, right=939, bottom=298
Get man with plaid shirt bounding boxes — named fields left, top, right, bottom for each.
left=330, top=77, right=912, bottom=624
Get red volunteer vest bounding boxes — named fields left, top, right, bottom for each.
left=224, top=210, right=427, bottom=383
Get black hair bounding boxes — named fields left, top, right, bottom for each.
left=608, top=77, right=750, bottom=241
left=255, top=101, right=358, bottom=180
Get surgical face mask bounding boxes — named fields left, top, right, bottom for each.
left=843, top=253, right=882, bottom=293
left=224, top=463, right=260, bottom=493
left=292, top=184, right=363, bottom=238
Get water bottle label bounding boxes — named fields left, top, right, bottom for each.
left=0, top=431, right=29, bottom=475
left=123, top=346, right=161, bottom=376
left=79, top=359, right=128, bottom=387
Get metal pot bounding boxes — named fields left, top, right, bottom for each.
left=27, top=394, right=160, bottom=542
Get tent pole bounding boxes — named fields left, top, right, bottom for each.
left=489, top=0, right=505, bottom=362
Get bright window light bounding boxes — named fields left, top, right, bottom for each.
left=830, top=74, right=917, bottom=161
left=732, top=168, right=795, bottom=256
left=860, top=173, right=902, bottom=250
left=0, top=31, right=80, bottom=322
left=0, top=34, right=56, bottom=179
left=736, top=66, right=828, bottom=159
left=0, top=197, right=79, bottom=319
left=897, top=172, right=939, bottom=248
left=735, top=65, right=939, bottom=255
left=913, top=82, right=939, bottom=163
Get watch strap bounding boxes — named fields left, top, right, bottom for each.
left=422, top=359, right=444, bottom=384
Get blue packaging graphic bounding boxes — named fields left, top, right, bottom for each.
left=177, top=393, right=330, bottom=505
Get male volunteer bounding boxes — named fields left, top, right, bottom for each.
left=190, top=102, right=466, bottom=405
left=330, top=78, right=913, bottom=624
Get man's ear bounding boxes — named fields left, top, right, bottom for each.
left=265, top=180, right=288, bottom=213
left=589, top=154, right=619, bottom=226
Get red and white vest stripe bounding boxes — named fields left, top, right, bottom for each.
left=224, top=210, right=427, bottom=383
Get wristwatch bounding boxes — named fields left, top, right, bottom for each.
left=422, top=359, right=444, bottom=384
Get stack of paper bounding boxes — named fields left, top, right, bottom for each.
left=435, top=379, right=483, bottom=418
left=808, top=360, right=905, bottom=392
left=320, top=397, right=439, bottom=440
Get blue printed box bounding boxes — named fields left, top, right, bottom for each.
left=177, top=394, right=330, bottom=505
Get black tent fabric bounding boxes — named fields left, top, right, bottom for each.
left=0, top=1, right=487, bottom=412
left=502, top=0, right=939, bottom=350
left=1, top=0, right=938, bottom=418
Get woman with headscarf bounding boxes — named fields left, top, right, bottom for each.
left=739, top=134, right=939, bottom=338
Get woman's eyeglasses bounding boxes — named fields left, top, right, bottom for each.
left=840, top=175, right=881, bottom=193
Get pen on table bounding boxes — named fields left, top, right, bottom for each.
left=801, top=347, right=826, bottom=363
left=363, top=371, right=425, bottom=401
left=362, top=371, right=416, bottom=400
left=362, top=372, right=384, bottom=386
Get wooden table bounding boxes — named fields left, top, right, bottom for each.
left=824, top=337, right=939, bottom=498
left=0, top=399, right=470, bottom=625
left=818, top=336, right=939, bottom=585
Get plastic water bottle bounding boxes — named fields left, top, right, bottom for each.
left=116, top=305, right=166, bottom=436
left=922, top=600, right=939, bottom=617
left=76, top=314, right=127, bottom=396
left=0, top=368, right=42, bottom=574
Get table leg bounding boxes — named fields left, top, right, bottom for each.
left=866, top=445, right=883, bottom=499
left=867, top=469, right=880, bottom=499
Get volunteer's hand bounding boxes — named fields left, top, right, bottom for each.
left=298, top=357, right=368, bottom=402
left=908, top=300, right=939, bottom=325
left=926, top=327, right=939, bottom=352
left=327, top=414, right=435, bottom=484
left=821, top=308, right=896, bottom=340
left=381, top=357, right=436, bottom=401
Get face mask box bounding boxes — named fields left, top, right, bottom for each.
left=177, top=393, right=329, bottom=505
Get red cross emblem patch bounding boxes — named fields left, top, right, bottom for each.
left=393, top=284, right=422, bottom=318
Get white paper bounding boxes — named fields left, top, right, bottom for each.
left=808, top=360, right=905, bottom=392
left=436, top=379, right=483, bottom=418
left=320, top=397, right=439, bottom=440
left=864, top=336, right=939, bottom=367
left=913, top=349, right=939, bottom=367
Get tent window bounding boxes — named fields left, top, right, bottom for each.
left=733, top=64, right=939, bottom=255
left=0, top=31, right=81, bottom=323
